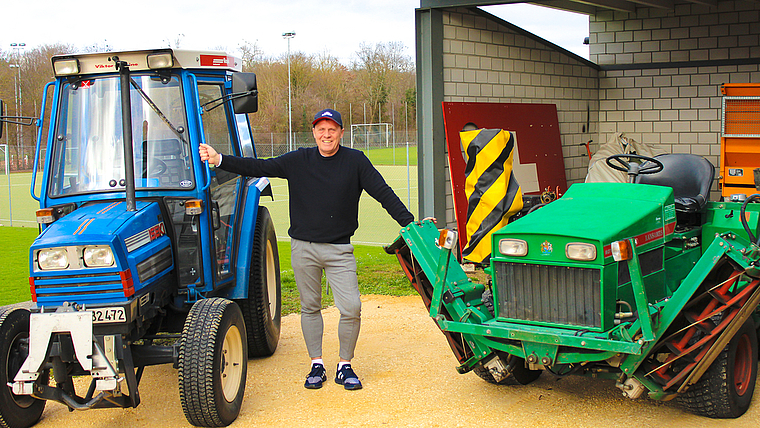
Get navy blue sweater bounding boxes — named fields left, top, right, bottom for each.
left=219, top=145, right=414, bottom=244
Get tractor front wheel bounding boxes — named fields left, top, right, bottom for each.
left=179, top=298, right=247, bottom=427
left=0, top=307, right=46, bottom=428
left=678, top=318, right=758, bottom=418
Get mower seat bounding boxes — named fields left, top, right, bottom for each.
left=635, top=154, right=715, bottom=224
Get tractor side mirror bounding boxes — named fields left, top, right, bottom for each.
left=231, top=73, right=258, bottom=114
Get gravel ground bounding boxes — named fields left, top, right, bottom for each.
left=31, top=295, right=760, bottom=427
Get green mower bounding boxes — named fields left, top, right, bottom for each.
left=387, top=153, right=760, bottom=418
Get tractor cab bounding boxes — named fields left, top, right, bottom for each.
left=32, top=49, right=265, bottom=307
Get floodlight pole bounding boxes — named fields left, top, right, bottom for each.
left=1, top=144, right=10, bottom=226
left=283, top=32, right=295, bottom=152
left=10, top=43, right=25, bottom=153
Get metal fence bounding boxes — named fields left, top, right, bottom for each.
left=253, top=130, right=416, bottom=163
left=1, top=136, right=418, bottom=245
left=0, top=144, right=41, bottom=173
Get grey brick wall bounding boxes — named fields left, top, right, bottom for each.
left=442, top=8, right=599, bottom=225
left=437, top=3, right=760, bottom=217
left=591, top=1, right=760, bottom=199
left=590, top=2, right=760, bottom=66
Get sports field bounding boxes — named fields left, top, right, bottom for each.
left=0, top=147, right=418, bottom=246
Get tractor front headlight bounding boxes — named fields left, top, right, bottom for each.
left=37, top=248, right=70, bottom=270
left=566, top=243, right=597, bottom=261
left=499, top=239, right=528, bottom=256
left=83, top=246, right=115, bottom=268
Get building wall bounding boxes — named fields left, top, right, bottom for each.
left=433, top=2, right=760, bottom=227
left=441, top=7, right=600, bottom=226
left=590, top=0, right=760, bottom=198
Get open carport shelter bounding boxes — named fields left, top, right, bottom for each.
left=415, top=0, right=760, bottom=226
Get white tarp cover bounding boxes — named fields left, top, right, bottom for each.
left=585, top=132, right=667, bottom=183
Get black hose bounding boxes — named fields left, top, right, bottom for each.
left=527, top=203, right=546, bottom=215
left=740, top=194, right=760, bottom=245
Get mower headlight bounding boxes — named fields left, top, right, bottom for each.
left=83, top=246, right=115, bottom=268
left=499, top=239, right=528, bottom=256
left=37, top=248, right=70, bottom=270
left=566, top=243, right=597, bottom=261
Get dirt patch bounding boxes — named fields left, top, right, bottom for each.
left=34, top=295, right=760, bottom=427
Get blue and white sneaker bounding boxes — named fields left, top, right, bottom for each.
left=335, top=364, right=363, bottom=390
left=304, top=363, right=327, bottom=389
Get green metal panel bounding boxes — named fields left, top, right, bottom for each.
left=492, top=183, right=675, bottom=257
left=702, top=201, right=760, bottom=248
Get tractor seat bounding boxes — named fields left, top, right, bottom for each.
left=635, top=153, right=715, bottom=219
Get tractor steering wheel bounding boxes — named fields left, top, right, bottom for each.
left=142, top=159, right=168, bottom=176
left=605, top=154, right=663, bottom=183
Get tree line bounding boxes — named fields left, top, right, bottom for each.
left=0, top=41, right=416, bottom=166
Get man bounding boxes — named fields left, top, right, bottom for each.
left=199, top=108, right=414, bottom=390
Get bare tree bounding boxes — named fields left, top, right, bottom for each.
left=351, top=42, right=414, bottom=124
left=239, top=40, right=264, bottom=72
left=1, top=43, right=72, bottom=166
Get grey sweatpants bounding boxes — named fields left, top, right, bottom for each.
left=291, top=238, right=361, bottom=361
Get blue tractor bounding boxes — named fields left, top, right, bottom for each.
left=0, top=49, right=281, bottom=427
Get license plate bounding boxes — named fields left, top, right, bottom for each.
left=91, top=307, right=126, bottom=324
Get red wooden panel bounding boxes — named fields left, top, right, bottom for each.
left=442, top=102, right=567, bottom=252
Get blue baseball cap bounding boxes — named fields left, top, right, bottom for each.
left=312, top=108, right=343, bottom=128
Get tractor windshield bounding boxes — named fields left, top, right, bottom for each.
left=49, top=74, right=194, bottom=197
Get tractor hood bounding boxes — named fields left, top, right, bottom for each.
left=492, top=182, right=676, bottom=264
left=31, top=200, right=168, bottom=274
left=33, top=201, right=160, bottom=248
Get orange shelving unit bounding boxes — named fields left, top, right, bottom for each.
left=721, top=83, right=760, bottom=200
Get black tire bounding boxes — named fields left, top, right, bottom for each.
left=473, top=353, right=542, bottom=386
left=0, top=307, right=45, bottom=428
left=678, top=319, right=758, bottom=418
left=179, top=298, right=248, bottom=427
left=237, top=205, right=281, bottom=357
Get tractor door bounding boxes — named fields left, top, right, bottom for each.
left=197, top=81, right=244, bottom=288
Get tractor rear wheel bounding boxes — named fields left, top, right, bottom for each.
left=179, top=298, right=247, bottom=427
left=237, top=205, right=281, bottom=357
left=678, top=318, right=758, bottom=418
left=0, top=307, right=46, bottom=428
left=473, top=353, right=541, bottom=385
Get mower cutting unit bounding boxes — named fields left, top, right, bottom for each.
left=387, top=153, right=760, bottom=418
left=0, top=49, right=281, bottom=427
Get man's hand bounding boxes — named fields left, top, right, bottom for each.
left=422, top=217, right=437, bottom=224
left=199, top=143, right=221, bottom=166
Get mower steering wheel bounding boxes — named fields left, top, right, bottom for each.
left=605, top=154, right=663, bottom=182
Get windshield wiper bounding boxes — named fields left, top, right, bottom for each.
left=128, top=77, right=187, bottom=145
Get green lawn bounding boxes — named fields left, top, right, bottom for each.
left=0, top=227, right=39, bottom=305
left=363, top=145, right=417, bottom=166
left=0, top=226, right=416, bottom=314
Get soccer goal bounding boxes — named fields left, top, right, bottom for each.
left=0, top=144, right=7, bottom=176
left=350, top=123, right=393, bottom=151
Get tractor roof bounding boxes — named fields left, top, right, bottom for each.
left=51, top=48, right=242, bottom=77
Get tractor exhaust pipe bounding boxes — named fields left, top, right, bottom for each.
left=115, top=57, right=137, bottom=212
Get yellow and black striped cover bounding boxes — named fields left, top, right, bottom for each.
left=460, top=129, right=523, bottom=263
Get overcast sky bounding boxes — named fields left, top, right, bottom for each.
left=2, top=1, right=589, bottom=63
